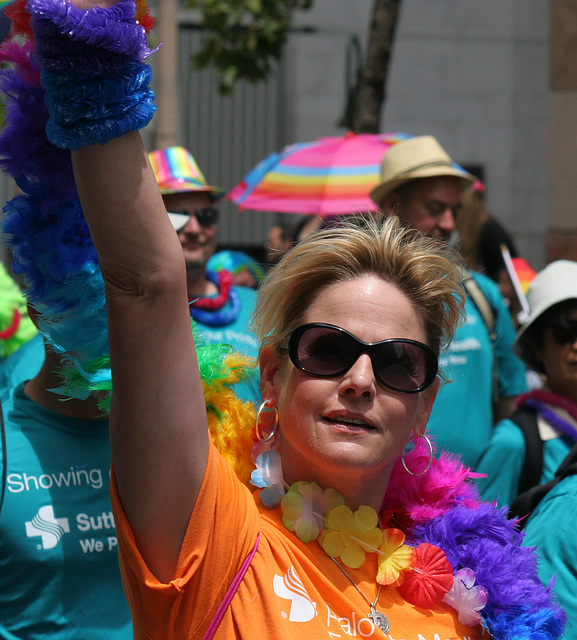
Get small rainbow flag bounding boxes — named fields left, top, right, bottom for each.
left=512, top=257, right=537, bottom=295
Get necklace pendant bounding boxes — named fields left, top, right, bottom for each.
left=369, top=605, right=390, bottom=634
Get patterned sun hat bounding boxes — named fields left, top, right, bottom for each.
left=148, top=146, right=224, bottom=198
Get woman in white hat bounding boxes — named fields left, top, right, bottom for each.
left=476, top=260, right=577, bottom=507
left=515, top=261, right=577, bottom=640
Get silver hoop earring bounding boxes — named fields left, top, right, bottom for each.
left=255, top=401, right=279, bottom=442
left=401, top=434, right=433, bottom=477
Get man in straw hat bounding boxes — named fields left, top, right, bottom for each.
left=370, top=135, right=474, bottom=241
left=149, top=147, right=260, bottom=404
left=370, top=136, right=527, bottom=470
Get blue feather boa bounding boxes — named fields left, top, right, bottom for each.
left=0, top=28, right=109, bottom=394
left=412, top=502, right=564, bottom=636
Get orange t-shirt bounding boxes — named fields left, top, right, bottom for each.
left=111, top=444, right=486, bottom=639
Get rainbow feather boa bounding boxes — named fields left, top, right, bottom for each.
left=0, top=4, right=257, bottom=487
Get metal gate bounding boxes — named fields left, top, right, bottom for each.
left=176, top=23, right=289, bottom=253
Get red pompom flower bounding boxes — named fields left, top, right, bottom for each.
left=397, top=543, right=453, bottom=608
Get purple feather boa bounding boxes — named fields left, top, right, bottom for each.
left=381, top=446, right=565, bottom=637
left=412, top=503, right=563, bottom=633
left=27, top=0, right=153, bottom=61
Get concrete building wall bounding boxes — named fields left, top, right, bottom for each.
left=287, top=0, right=550, bottom=268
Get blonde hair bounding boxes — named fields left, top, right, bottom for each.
left=253, top=216, right=465, bottom=360
left=455, top=188, right=488, bottom=271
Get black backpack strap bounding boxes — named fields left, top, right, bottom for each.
left=507, top=405, right=544, bottom=495
left=510, top=441, right=577, bottom=528
left=0, top=400, right=6, bottom=516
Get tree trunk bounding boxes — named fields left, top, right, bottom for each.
left=154, top=0, right=180, bottom=149
left=352, top=0, right=402, bottom=134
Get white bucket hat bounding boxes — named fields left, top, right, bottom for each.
left=515, top=259, right=577, bottom=368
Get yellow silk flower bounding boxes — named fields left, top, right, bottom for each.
left=282, top=482, right=344, bottom=543
left=320, top=505, right=383, bottom=568
left=376, top=528, right=415, bottom=586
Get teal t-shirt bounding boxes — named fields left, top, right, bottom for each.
left=523, top=475, right=577, bottom=638
left=475, top=415, right=574, bottom=507
left=0, top=383, right=132, bottom=639
left=194, top=283, right=260, bottom=406
left=0, top=334, right=45, bottom=400
left=427, top=272, right=527, bottom=469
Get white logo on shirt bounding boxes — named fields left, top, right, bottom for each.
left=25, top=505, right=70, bottom=550
left=273, top=567, right=317, bottom=622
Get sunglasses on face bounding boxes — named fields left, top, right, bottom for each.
left=549, top=317, right=577, bottom=346
left=169, top=207, right=219, bottom=231
left=287, top=323, right=438, bottom=394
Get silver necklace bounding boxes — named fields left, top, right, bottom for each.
left=328, top=556, right=390, bottom=634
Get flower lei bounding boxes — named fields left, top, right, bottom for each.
left=251, top=451, right=486, bottom=625
left=189, top=270, right=241, bottom=327
left=250, top=443, right=565, bottom=636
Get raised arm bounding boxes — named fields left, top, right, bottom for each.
left=75, top=137, right=208, bottom=580
left=30, top=0, right=209, bottom=581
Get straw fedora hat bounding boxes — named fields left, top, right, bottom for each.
left=369, top=136, right=475, bottom=207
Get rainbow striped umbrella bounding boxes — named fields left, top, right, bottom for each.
left=228, top=132, right=413, bottom=215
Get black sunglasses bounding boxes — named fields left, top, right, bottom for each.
left=170, top=207, right=219, bottom=230
left=549, top=317, right=577, bottom=347
left=287, top=323, right=438, bottom=394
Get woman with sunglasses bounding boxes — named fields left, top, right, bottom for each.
left=519, top=263, right=577, bottom=640
left=476, top=260, right=577, bottom=509
left=23, top=0, right=564, bottom=637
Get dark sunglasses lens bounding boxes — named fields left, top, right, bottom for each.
left=295, top=326, right=357, bottom=376
left=292, top=325, right=436, bottom=392
left=195, top=207, right=218, bottom=226
left=372, top=341, right=434, bottom=392
left=550, top=318, right=577, bottom=345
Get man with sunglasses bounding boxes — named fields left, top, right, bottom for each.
left=149, top=147, right=260, bottom=404
left=370, top=135, right=528, bottom=470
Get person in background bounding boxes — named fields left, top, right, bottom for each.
left=23, top=2, right=565, bottom=636
left=456, top=183, right=532, bottom=331
left=0, top=309, right=132, bottom=639
left=264, top=220, right=296, bottom=265
left=149, top=146, right=260, bottom=404
left=370, top=135, right=527, bottom=470
left=514, top=264, right=577, bottom=638
left=207, top=249, right=265, bottom=290
left=476, top=260, right=577, bottom=507
left=0, top=262, right=42, bottom=395
left=457, top=183, right=518, bottom=283
left=521, top=444, right=577, bottom=639
left=294, top=213, right=325, bottom=242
